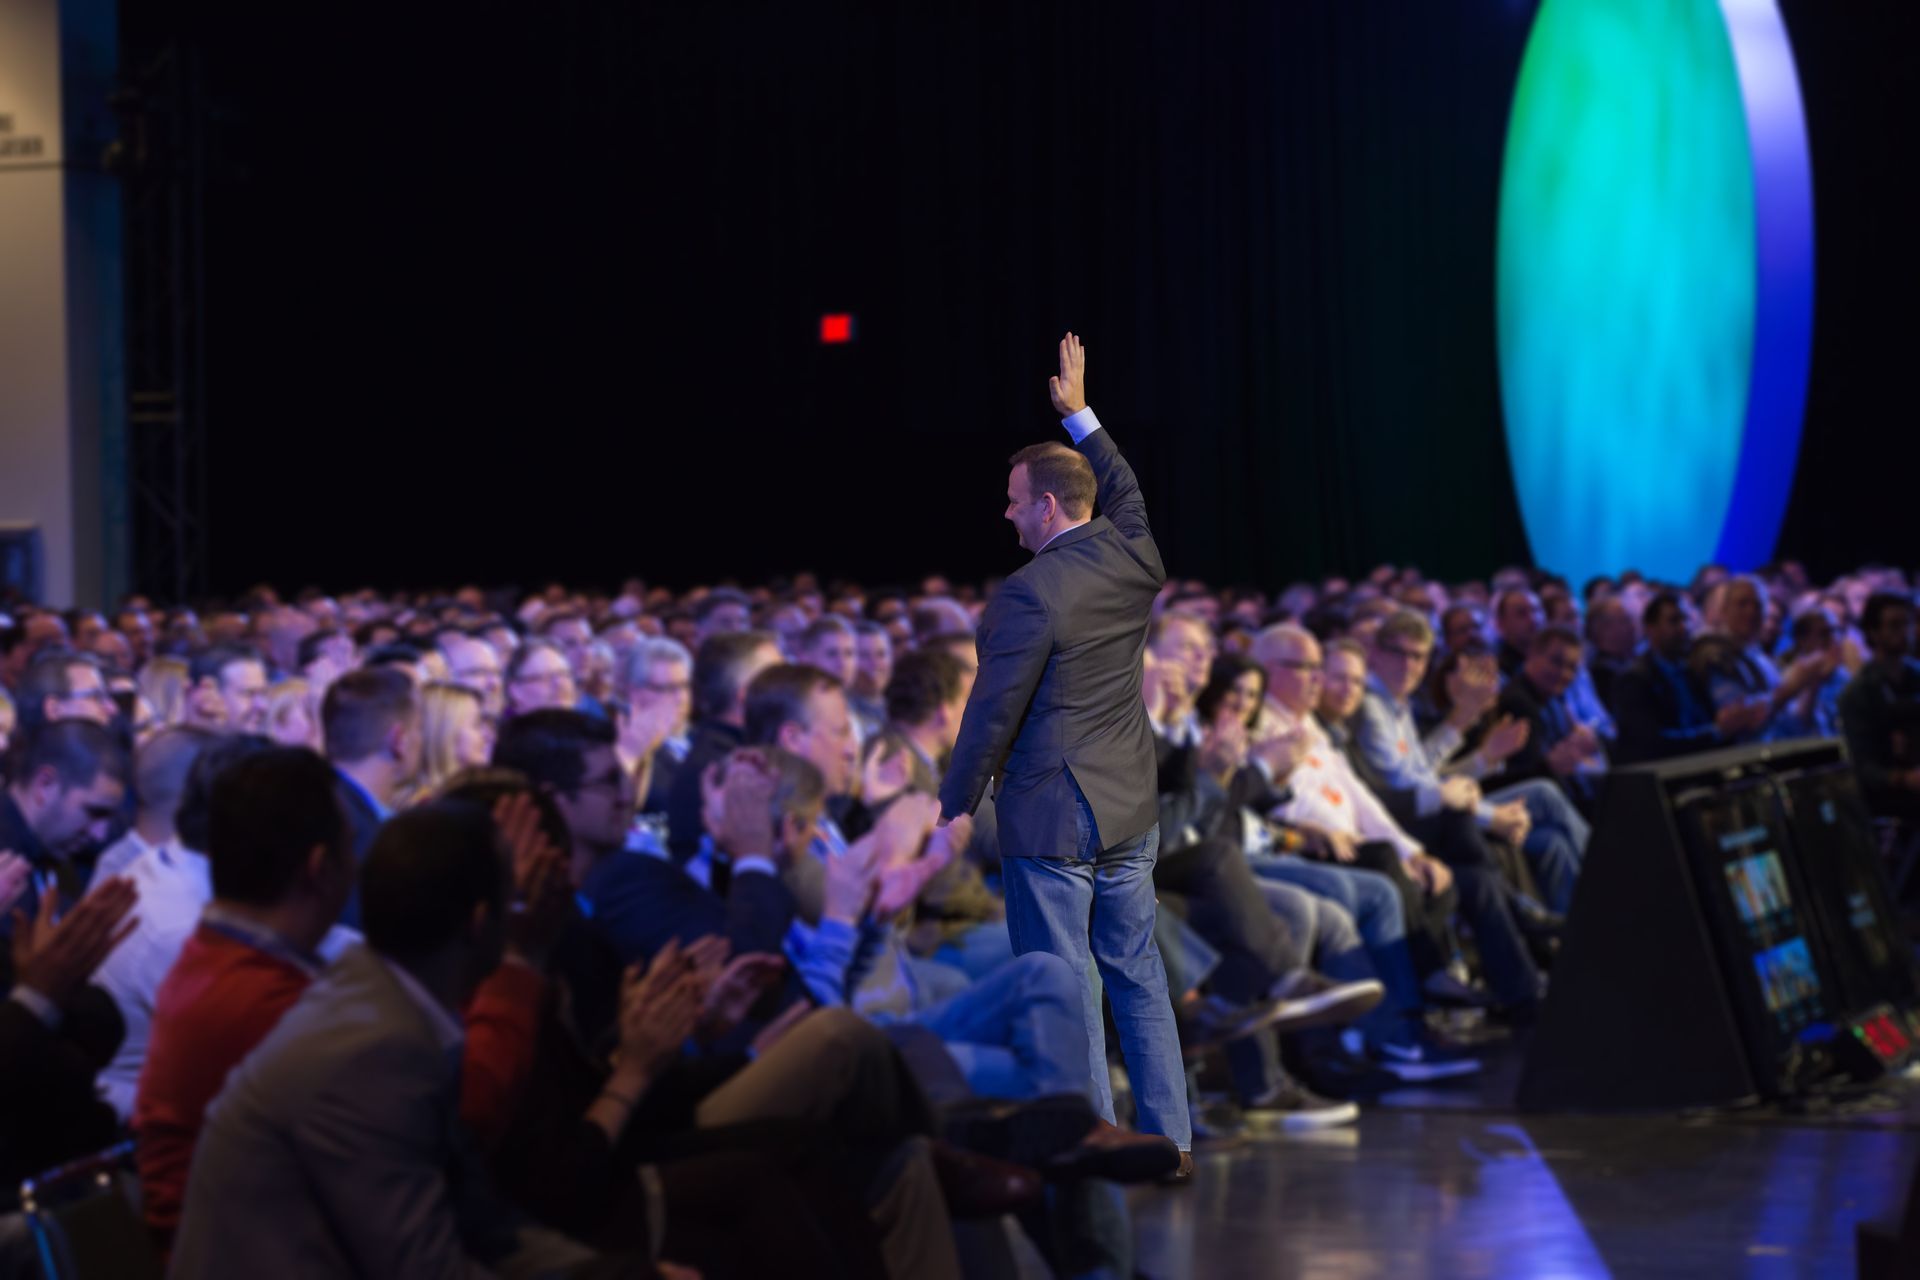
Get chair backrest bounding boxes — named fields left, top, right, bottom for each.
left=18, top=1143, right=161, bottom=1280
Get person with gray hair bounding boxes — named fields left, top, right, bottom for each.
left=616, top=635, right=695, bottom=818
left=89, top=726, right=217, bottom=887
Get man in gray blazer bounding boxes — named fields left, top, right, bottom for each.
left=939, top=333, right=1190, bottom=1168
left=171, top=802, right=637, bottom=1279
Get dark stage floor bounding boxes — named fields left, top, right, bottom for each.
left=1129, top=1038, right=1920, bottom=1280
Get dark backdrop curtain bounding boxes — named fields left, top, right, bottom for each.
left=165, top=0, right=1916, bottom=596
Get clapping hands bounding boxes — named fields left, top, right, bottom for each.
left=12, top=877, right=139, bottom=1007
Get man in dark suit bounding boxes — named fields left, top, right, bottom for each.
left=322, top=667, right=421, bottom=928
left=1612, top=591, right=1767, bottom=765
left=1493, top=625, right=1608, bottom=812
left=939, top=333, right=1189, bottom=1168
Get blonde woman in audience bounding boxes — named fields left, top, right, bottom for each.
left=408, top=683, right=495, bottom=805
left=139, top=657, right=193, bottom=729
left=267, top=679, right=321, bottom=750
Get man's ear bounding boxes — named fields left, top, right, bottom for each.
left=776, top=720, right=804, bottom=754
left=24, top=765, right=61, bottom=810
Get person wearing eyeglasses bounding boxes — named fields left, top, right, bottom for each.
left=503, top=639, right=579, bottom=720
left=14, top=651, right=120, bottom=744
left=442, top=633, right=507, bottom=718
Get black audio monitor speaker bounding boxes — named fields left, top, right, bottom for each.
left=1519, top=739, right=1884, bottom=1112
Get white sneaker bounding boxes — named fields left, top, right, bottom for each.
left=1242, top=1081, right=1360, bottom=1132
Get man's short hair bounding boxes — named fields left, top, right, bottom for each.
left=134, top=726, right=218, bottom=822
left=491, top=708, right=616, bottom=793
left=362, top=643, right=424, bottom=671
left=360, top=801, right=507, bottom=964
left=19, top=650, right=98, bottom=705
left=852, top=620, right=889, bottom=640
left=1642, top=590, right=1684, bottom=630
left=189, top=644, right=262, bottom=686
left=693, top=588, right=753, bottom=625
left=1008, top=442, right=1096, bottom=519
left=207, top=746, right=348, bottom=906
left=1374, top=610, right=1434, bottom=650
left=12, top=719, right=130, bottom=792
left=885, top=649, right=969, bottom=727
left=744, top=664, right=838, bottom=747
left=614, top=636, right=693, bottom=700
left=535, top=608, right=586, bottom=635
left=1862, top=591, right=1915, bottom=636
left=176, top=733, right=275, bottom=854
left=297, top=629, right=346, bottom=669
left=1529, top=625, right=1583, bottom=656
left=692, top=630, right=777, bottom=721
left=797, top=616, right=854, bottom=654
left=1324, top=637, right=1368, bottom=666
left=1148, top=610, right=1211, bottom=649
left=322, top=668, right=417, bottom=763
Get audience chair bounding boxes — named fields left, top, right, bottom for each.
left=17, top=1143, right=161, bottom=1280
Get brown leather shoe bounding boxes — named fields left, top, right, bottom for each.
left=1043, top=1120, right=1181, bottom=1185
left=930, top=1140, right=1045, bottom=1218
left=1162, top=1150, right=1196, bottom=1185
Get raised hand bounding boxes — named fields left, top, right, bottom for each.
left=1478, top=714, right=1531, bottom=767
left=12, top=877, right=139, bottom=1006
left=1445, top=658, right=1500, bottom=727
left=1198, top=712, right=1250, bottom=779
left=860, top=740, right=913, bottom=809
left=1049, top=332, right=1088, bottom=417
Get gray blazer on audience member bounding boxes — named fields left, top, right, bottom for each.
left=170, top=942, right=602, bottom=1280
left=940, top=423, right=1166, bottom=858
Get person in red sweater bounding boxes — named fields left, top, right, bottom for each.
left=133, top=746, right=568, bottom=1254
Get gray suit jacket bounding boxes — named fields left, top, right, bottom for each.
left=171, top=943, right=601, bottom=1280
left=941, top=424, right=1166, bottom=856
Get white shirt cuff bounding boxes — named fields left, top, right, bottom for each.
left=732, top=856, right=779, bottom=879
left=1061, top=407, right=1104, bottom=443
left=10, top=986, right=60, bottom=1029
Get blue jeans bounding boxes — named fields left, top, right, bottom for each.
left=883, top=950, right=1091, bottom=1102
left=1488, top=777, right=1590, bottom=914
left=930, top=918, right=1018, bottom=980
left=1251, top=873, right=1415, bottom=1048
left=1002, top=789, right=1191, bottom=1150
left=1246, top=853, right=1414, bottom=996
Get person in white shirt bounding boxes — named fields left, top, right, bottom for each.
left=90, top=726, right=214, bottom=888
left=93, top=733, right=272, bottom=1116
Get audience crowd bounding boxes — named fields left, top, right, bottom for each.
left=0, top=553, right=1912, bottom=1278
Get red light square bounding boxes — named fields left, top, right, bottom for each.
left=819, top=313, right=854, bottom=344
